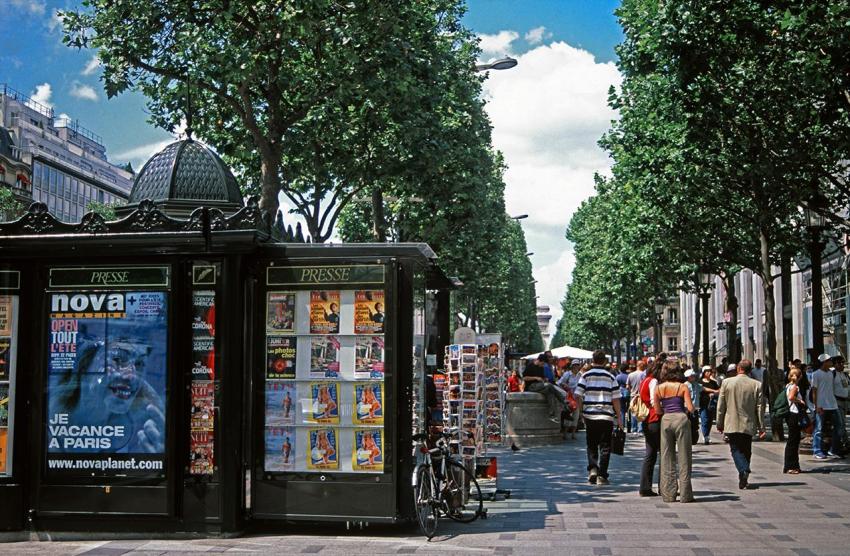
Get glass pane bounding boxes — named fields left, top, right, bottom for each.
left=0, top=294, right=19, bottom=476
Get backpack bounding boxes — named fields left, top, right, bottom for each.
left=771, top=385, right=790, bottom=419
left=630, top=392, right=650, bottom=422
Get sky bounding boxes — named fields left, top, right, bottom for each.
left=1, top=0, right=624, bottom=339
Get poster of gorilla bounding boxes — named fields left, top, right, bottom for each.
left=46, top=290, right=168, bottom=477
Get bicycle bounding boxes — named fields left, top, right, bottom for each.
left=411, top=428, right=486, bottom=539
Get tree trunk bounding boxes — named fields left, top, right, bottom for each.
left=371, top=187, right=387, bottom=242
left=692, top=292, right=701, bottom=366
left=722, top=272, right=739, bottom=363
left=759, top=228, right=782, bottom=441
left=258, top=156, right=281, bottom=218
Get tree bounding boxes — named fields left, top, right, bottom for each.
left=0, top=187, right=24, bottom=221
left=86, top=200, right=118, bottom=221
left=62, top=1, right=478, bottom=241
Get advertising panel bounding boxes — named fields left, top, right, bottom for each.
left=309, top=291, right=340, bottom=334
left=190, top=381, right=215, bottom=431
left=46, top=290, right=168, bottom=477
left=352, top=429, right=383, bottom=472
left=307, top=427, right=338, bottom=470
left=189, top=430, right=214, bottom=475
left=264, top=426, right=295, bottom=471
left=354, top=290, right=385, bottom=334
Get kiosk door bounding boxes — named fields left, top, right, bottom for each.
left=252, top=261, right=399, bottom=522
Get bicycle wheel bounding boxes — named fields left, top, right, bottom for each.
left=443, top=459, right=484, bottom=523
left=414, top=466, right=439, bottom=539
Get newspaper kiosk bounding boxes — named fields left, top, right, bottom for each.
left=0, top=139, right=453, bottom=535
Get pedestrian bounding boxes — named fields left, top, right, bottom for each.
left=543, top=351, right=556, bottom=384
left=574, top=350, right=623, bottom=486
left=616, top=364, right=630, bottom=432
left=833, top=356, right=849, bottom=454
left=558, top=361, right=583, bottom=439
left=811, top=353, right=846, bottom=459
left=507, top=368, right=522, bottom=393
left=684, top=368, right=701, bottom=444
left=523, top=354, right=567, bottom=422
left=639, top=354, right=665, bottom=497
left=627, top=361, right=647, bottom=434
left=716, top=359, right=765, bottom=489
left=699, top=366, right=719, bottom=444
left=783, top=367, right=806, bottom=474
left=654, top=360, right=695, bottom=503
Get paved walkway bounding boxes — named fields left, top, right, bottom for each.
left=5, top=433, right=850, bottom=555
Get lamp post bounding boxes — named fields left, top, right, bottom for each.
left=631, top=315, right=639, bottom=359
left=805, top=193, right=828, bottom=358
left=475, top=57, right=518, bottom=72
left=698, top=272, right=715, bottom=367
left=654, top=298, right=666, bottom=355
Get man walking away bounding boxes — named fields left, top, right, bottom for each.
left=627, top=361, right=647, bottom=434
left=717, top=359, right=765, bottom=489
left=834, top=356, right=850, bottom=455
left=685, top=369, right=701, bottom=444
left=616, top=364, right=631, bottom=432
left=575, top=350, right=623, bottom=486
left=811, top=354, right=846, bottom=459
left=523, top=354, right=567, bottom=423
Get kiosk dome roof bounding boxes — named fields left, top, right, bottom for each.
left=129, top=139, right=242, bottom=205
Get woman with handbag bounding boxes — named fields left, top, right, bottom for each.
left=784, top=367, right=806, bottom=474
left=638, top=356, right=664, bottom=497
left=699, top=367, right=720, bottom=444
left=653, top=360, right=695, bottom=503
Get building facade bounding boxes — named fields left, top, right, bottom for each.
left=0, top=84, right=133, bottom=222
left=536, top=304, right=552, bottom=348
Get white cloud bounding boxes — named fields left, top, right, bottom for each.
left=524, top=26, right=551, bottom=45
left=9, top=0, right=45, bottom=15
left=29, top=83, right=53, bottom=108
left=82, top=55, right=101, bottom=76
left=482, top=40, right=621, bottom=325
left=478, top=30, right=519, bottom=60
left=47, top=9, right=62, bottom=32
left=111, top=118, right=187, bottom=169
left=69, top=81, right=99, bottom=102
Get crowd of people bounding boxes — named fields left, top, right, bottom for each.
left=513, top=349, right=850, bottom=502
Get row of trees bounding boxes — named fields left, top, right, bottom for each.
left=61, top=0, right=542, bottom=351
left=553, top=0, right=850, bottom=398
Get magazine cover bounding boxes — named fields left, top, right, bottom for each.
left=354, top=336, right=385, bottom=379
left=190, top=381, right=215, bottom=431
left=264, top=426, right=296, bottom=471
left=0, top=296, right=11, bottom=336
left=309, top=382, right=339, bottom=423
left=191, top=335, right=215, bottom=380
left=310, top=336, right=340, bottom=378
left=353, top=382, right=384, bottom=425
left=352, top=429, right=383, bottom=472
left=266, top=292, right=295, bottom=334
left=307, top=427, right=338, bottom=470
left=266, top=336, right=297, bottom=379
left=0, top=428, right=6, bottom=474
left=189, top=430, right=214, bottom=475
left=265, top=380, right=296, bottom=426
left=46, top=290, right=168, bottom=477
left=0, top=383, right=8, bottom=427
left=191, top=291, right=215, bottom=339
left=0, top=338, right=9, bottom=381
left=310, top=291, right=340, bottom=334
left=354, top=290, right=385, bottom=334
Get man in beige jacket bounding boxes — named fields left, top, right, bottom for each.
left=716, top=359, right=765, bottom=489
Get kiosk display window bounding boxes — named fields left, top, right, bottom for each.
left=0, top=294, right=18, bottom=476
left=263, top=281, right=386, bottom=474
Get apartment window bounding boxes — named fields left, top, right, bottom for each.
left=97, top=189, right=104, bottom=203
left=667, top=337, right=678, bottom=352
left=667, top=308, right=679, bottom=325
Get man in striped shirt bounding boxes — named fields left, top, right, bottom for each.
left=575, top=350, right=623, bottom=485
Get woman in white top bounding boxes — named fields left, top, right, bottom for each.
left=784, top=367, right=805, bottom=474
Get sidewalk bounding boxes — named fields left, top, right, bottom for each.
left=5, top=433, right=850, bottom=555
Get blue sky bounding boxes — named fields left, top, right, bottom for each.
left=2, top=0, right=624, bottom=336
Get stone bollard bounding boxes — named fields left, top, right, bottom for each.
left=503, top=392, right=564, bottom=448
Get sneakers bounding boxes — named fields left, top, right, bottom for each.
left=828, top=452, right=846, bottom=460
left=814, top=453, right=829, bottom=460
left=596, top=477, right=610, bottom=486
left=588, top=469, right=598, bottom=484
left=639, top=490, right=659, bottom=497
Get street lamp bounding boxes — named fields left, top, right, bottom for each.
left=654, top=298, right=666, bottom=355
left=805, top=192, right=828, bottom=358
left=631, top=315, right=639, bottom=359
left=475, top=57, right=518, bottom=72
left=698, top=272, right=715, bottom=367
left=511, top=214, right=528, bottom=220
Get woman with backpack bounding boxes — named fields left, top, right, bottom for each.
left=782, top=367, right=806, bottom=474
